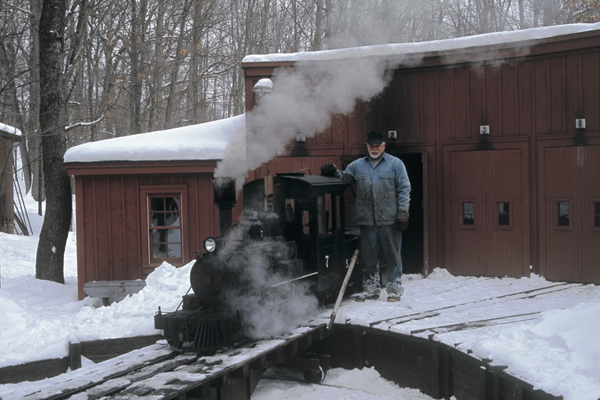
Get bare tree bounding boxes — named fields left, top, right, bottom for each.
left=36, top=0, right=71, bottom=283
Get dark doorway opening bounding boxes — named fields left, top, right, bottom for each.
left=396, top=153, right=424, bottom=275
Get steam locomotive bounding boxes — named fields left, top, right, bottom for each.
left=154, top=172, right=362, bottom=353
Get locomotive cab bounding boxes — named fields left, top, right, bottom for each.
left=242, top=172, right=361, bottom=304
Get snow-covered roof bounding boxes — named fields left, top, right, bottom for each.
left=63, top=114, right=244, bottom=163
left=242, top=23, right=600, bottom=64
left=0, top=122, right=22, bottom=137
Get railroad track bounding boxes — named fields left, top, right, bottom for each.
left=369, top=282, right=581, bottom=328
left=2, top=324, right=328, bottom=400
left=409, top=310, right=544, bottom=335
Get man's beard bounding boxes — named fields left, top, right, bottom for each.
left=369, top=151, right=382, bottom=160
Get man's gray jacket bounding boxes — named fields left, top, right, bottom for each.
left=338, top=153, right=411, bottom=226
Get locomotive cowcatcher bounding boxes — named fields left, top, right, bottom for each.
left=154, top=172, right=362, bottom=353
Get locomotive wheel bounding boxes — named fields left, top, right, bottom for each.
left=303, top=366, right=325, bottom=383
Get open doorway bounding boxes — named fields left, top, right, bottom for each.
left=397, top=153, right=424, bottom=275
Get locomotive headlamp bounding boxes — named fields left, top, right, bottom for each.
left=204, top=237, right=217, bottom=253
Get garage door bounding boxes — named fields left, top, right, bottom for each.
left=445, top=149, right=529, bottom=277
left=540, top=145, right=600, bottom=283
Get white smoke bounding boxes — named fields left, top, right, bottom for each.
left=218, top=237, right=320, bottom=339
left=214, top=56, right=401, bottom=186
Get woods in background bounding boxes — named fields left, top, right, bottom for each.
left=0, top=0, right=599, bottom=205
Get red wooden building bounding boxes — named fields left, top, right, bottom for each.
left=66, top=25, right=600, bottom=298
left=0, top=123, right=22, bottom=234
left=241, top=24, right=600, bottom=283
left=64, top=116, right=245, bottom=299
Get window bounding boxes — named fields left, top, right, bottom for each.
left=149, top=195, right=182, bottom=261
left=498, top=202, right=510, bottom=226
left=302, top=210, right=310, bottom=237
left=318, top=194, right=337, bottom=237
left=463, top=202, right=475, bottom=226
left=141, top=185, right=187, bottom=268
left=557, top=201, right=570, bottom=227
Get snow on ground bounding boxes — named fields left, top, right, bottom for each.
left=1, top=191, right=600, bottom=400
left=254, top=367, right=435, bottom=400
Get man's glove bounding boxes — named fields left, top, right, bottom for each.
left=395, top=211, right=409, bottom=232
left=320, top=163, right=338, bottom=177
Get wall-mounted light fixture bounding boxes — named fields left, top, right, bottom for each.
left=388, top=130, right=397, bottom=140
left=251, top=78, right=273, bottom=96
left=480, top=125, right=490, bottom=135
left=296, top=133, right=306, bottom=143
left=576, top=118, right=586, bottom=129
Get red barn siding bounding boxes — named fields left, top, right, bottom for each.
left=71, top=168, right=221, bottom=300
left=539, top=144, right=600, bottom=283
left=243, top=28, right=600, bottom=283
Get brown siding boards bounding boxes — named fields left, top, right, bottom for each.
left=541, top=144, right=600, bottom=283
left=485, top=149, right=528, bottom=277
left=346, top=103, right=363, bottom=150
left=108, top=177, right=124, bottom=280
left=74, top=172, right=218, bottom=299
left=407, top=72, right=422, bottom=141
left=549, top=57, right=566, bottom=134
left=75, top=177, right=87, bottom=299
left=469, top=68, right=485, bottom=140
left=95, top=177, right=112, bottom=280
left=485, top=65, right=501, bottom=137
left=582, top=146, right=600, bottom=282
left=421, top=71, right=438, bottom=143
left=534, top=58, right=551, bottom=135
left=445, top=146, right=529, bottom=278
left=582, top=52, right=599, bottom=131
left=124, top=176, right=141, bottom=279
left=501, top=65, right=518, bottom=137
left=542, top=146, right=582, bottom=281
left=517, top=62, right=534, bottom=136
left=446, top=151, right=486, bottom=276
left=438, top=69, right=455, bottom=140
left=454, top=69, right=470, bottom=140
left=566, top=54, right=583, bottom=123
left=390, top=72, right=407, bottom=141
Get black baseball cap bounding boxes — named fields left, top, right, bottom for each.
left=367, top=131, right=384, bottom=145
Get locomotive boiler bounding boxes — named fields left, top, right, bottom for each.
left=154, top=172, right=361, bottom=353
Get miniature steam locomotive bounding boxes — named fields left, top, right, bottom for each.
left=154, top=172, right=361, bottom=353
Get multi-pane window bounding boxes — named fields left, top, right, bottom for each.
left=149, top=195, right=182, bottom=261
left=463, top=202, right=475, bottom=226
left=498, top=202, right=510, bottom=226
left=557, top=201, right=570, bottom=227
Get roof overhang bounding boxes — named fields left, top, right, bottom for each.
left=242, top=24, right=600, bottom=73
left=65, top=160, right=219, bottom=176
left=0, top=131, right=22, bottom=141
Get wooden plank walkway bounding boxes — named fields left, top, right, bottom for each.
left=1, top=324, right=327, bottom=400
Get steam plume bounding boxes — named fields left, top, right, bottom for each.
left=215, top=56, right=404, bottom=185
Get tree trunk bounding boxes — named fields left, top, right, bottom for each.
left=148, top=0, right=166, bottom=131
left=128, top=0, right=144, bottom=135
left=36, top=0, right=72, bottom=284
left=313, top=0, right=324, bottom=50
left=27, top=0, right=44, bottom=198
left=164, top=0, right=192, bottom=129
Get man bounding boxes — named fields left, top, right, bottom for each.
left=321, top=131, right=410, bottom=302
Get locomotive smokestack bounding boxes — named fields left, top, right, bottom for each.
left=213, top=177, right=236, bottom=236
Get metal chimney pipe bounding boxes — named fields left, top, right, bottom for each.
left=213, top=177, right=236, bottom=236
